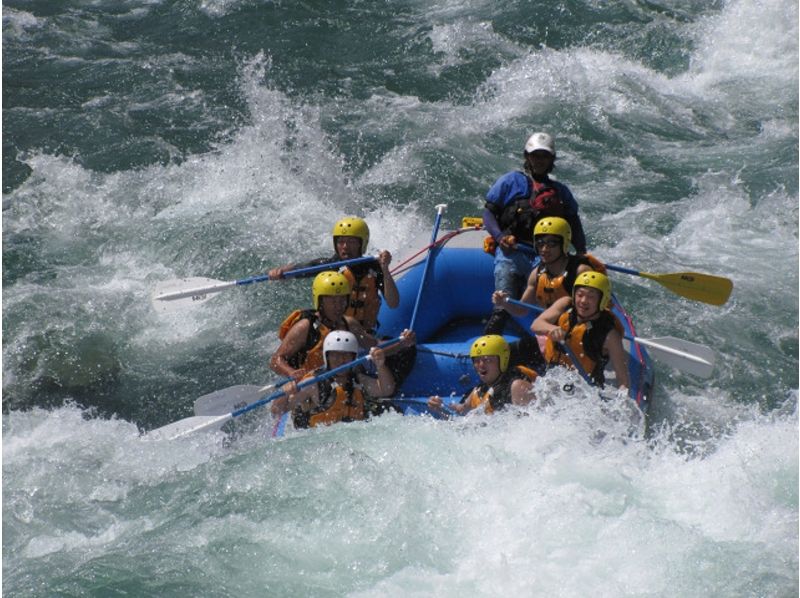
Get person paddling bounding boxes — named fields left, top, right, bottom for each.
left=532, top=271, right=629, bottom=389
left=483, top=132, right=587, bottom=335
left=492, top=217, right=598, bottom=314
left=270, top=270, right=414, bottom=381
left=268, top=216, right=399, bottom=334
left=428, top=335, right=537, bottom=416
left=271, top=331, right=395, bottom=428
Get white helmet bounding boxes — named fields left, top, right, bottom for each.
left=323, top=330, right=359, bottom=368
left=524, top=132, right=555, bottom=157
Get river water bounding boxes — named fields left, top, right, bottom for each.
left=3, top=0, right=797, bottom=595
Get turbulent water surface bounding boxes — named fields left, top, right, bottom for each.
left=3, top=0, right=798, bottom=595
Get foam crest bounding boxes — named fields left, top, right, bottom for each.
left=644, top=410, right=798, bottom=545
left=688, top=0, right=798, bottom=88
left=2, top=8, right=41, bottom=38
left=3, top=50, right=433, bottom=417
left=4, top=384, right=797, bottom=596
left=426, top=21, right=521, bottom=75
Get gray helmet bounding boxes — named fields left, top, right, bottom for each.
left=323, top=330, right=359, bottom=368
left=524, top=132, right=556, bottom=157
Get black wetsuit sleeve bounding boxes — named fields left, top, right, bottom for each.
left=565, top=214, right=587, bottom=253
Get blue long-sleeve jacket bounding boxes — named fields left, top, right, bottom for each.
left=482, top=171, right=587, bottom=253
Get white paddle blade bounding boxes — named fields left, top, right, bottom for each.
left=193, top=385, right=265, bottom=416
left=144, top=413, right=233, bottom=441
left=630, top=336, right=716, bottom=379
left=151, top=277, right=231, bottom=312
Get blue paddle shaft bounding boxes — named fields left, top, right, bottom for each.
left=603, top=263, right=640, bottom=277
left=555, top=342, right=594, bottom=385
left=409, top=205, right=447, bottom=331
left=236, top=255, right=378, bottom=286
left=508, top=297, right=544, bottom=315
left=230, top=336, right=402, bottom=418
left=517, top=245, right=639, bottom=278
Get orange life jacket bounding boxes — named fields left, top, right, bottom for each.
left=341, top=266, right=381, bottom=332
left=292, top=377, right=367, bottom=428
left=464, top=365, right=538, bottom=413
left=277, top=309, right=344, bottom=373
left=543, top=309, right=623, bottom=386
left=534, top=253, right=606, bottom=307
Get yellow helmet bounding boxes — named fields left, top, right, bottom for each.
left=312, top=271, right=352, bottom=310
left=573, top=271, right=611, bottom=311
left=332, top=217, right=369, bottom=253
left=470, top=335, right=511, bottom=373
left=534, top=217, right=572, bottom=254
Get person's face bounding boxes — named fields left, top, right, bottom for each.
left=335, top=236, right=363, bottom=259
left=535, top=235, right=563, bottom=263
left=526, top=150, right=554, bottom=176
left=472, top=354, right=502, bottom=384
left=573, top=286, right=602, bottom=318
left=319, top=294, right=349, bottom=320
left=327, top=350, right=356, bottom=370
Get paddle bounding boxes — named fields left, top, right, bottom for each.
left=146, top=337, right=402, bottom=440
left=513, top=242, right=732, bottom=307
left=193, top=366, right=328, bottom=416
left=622, top=336, right=716, bottom=379
left=553, top=341, right=595, bottom=386
left=506, top=298, right=716, bottom=378
left=602, top=264, right=733, bottom=306
left=152, top=255, right=378, bottom=312
left=272, top=412, right=290, bottom=437
left=409, top=204, right=447, bottom=331
left=194, top=383, right=281, bottom=417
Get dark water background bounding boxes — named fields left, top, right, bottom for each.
left=3, top=0, right=797, bottom=595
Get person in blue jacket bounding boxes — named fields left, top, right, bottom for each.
left=482, top=132, right=587, bottom=335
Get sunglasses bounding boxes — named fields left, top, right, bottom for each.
left=534, top=238, right=561, bottom=248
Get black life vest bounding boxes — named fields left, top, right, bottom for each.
left=462, top=365, right=538, bottom=413
left=496, top=176, right=567, bottom=243
left=544, top=309, right=623, bottom=387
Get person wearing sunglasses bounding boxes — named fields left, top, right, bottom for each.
left=492, top=217, right=600, bottom=318
left=482, top=132, right=587, bottom=336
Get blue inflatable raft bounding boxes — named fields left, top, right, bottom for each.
left=375, top=227, right=655, bottom=415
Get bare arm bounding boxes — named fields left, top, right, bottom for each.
left=270, top=380, right=321, bottom=417
left=357, top=347, right=395, bottom=398
left=378, top=250, right=400, bottom=309
left=604, top=329, right=630, bottom=390
left=345, top=316, right=378, bottom=349
left=370, top=328, right=416, bottom=359
left=269, top=319, right=312, bottom=379
left=531, top=296, right=571, bottom=340
left=493, top=271, right=539, bottom=316
left=510, top=378, right=536, bottom=406
left=268, top=264, right=297, bottom=280
left=428, top=394, right=468, bottom=416
left=268, top=256, right=334, bottom=280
